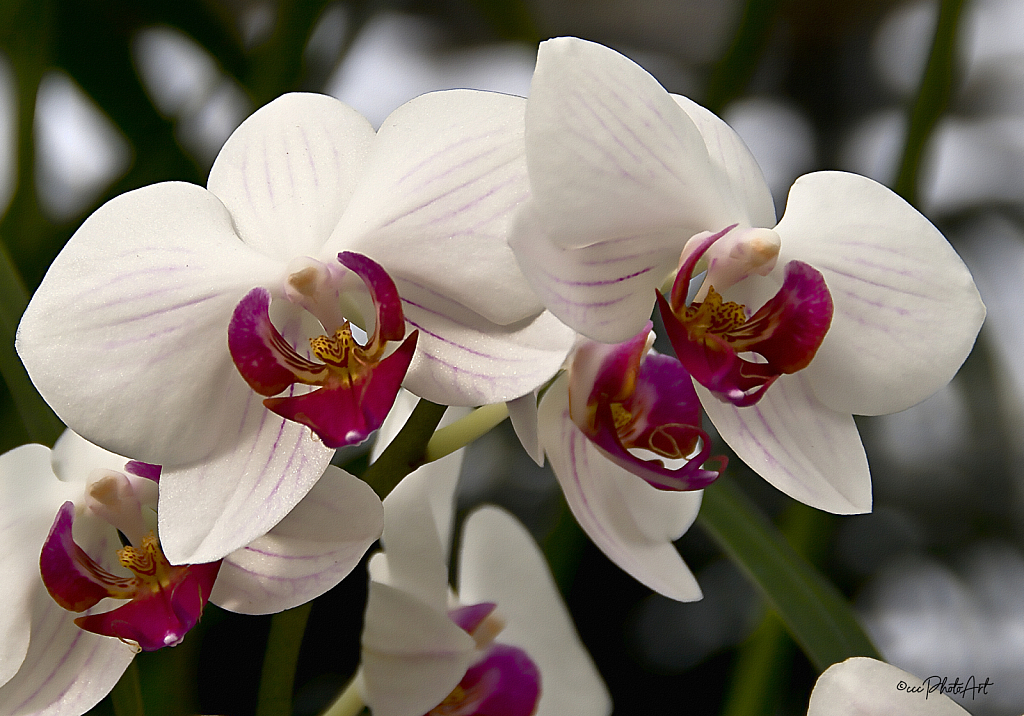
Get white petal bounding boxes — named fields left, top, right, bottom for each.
left=399, top=277, right=575, bottom=405
left=331, top=89, right=541, bottom=326
left=375, top=455, right=462, bottom=612
left=49, top=431, right=131, bottom=483
left=458, top=506, right=612, bottom=716
left=698, top=373, right=872, bottom=514
left=157, top=380, right=334, bottom=564
left=361, top=582, right=476, bottom=716
left=0, top=596, right=136, bottom=716
left=211, top=466, right=383, bottom=614
left=671, top=94, right=776, bottom=229
left=525, top=37, right=731, bottom=247
left=807, top=657, right=970, bottom=716
left=507, top=392, right=543, bottom=466
left=0, top=444, right=79, bottom=687
left=538, top=375, right=703, bottom=601
left=509, top=206, right=681, bottom=343
left=16, top=182, right=283, bottom=466
left=774, top=171, right=985, bottom=416
left=208, top=92, right=375, bottom=263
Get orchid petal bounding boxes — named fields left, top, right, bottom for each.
left=212, top=466, right=383, bottom=614
left=375, top=457, right=461, bottom=613
left=459, top=506, right=612, bottom=716
left=696, top=373, right=871, bottom=514
left=507, top=392, right=543, bottom=467
left=361, top=582, right=477, bottom=716
left=50, top=431, right=133, bottom=483
left=670, top=95, right=776, bottom=230
left=509, top=206, right=682, bottom=343
left=0, top=444, right=81, bottom=687
left=331, top=89, right=541, bottom=326
left=773, top=171, right=985, bottom=415
left=16, top=182, right=283, bottom=466
left=156, top=374, right=334, bottom=564
left=450, top=644, right=541, bottom=716
left=0, top=594, right=135, bottom=716
left=208, top=93, right=375, bottom=263
left=398, top=277, right=575, bottom=405
left=524, top=37, right=731, bottom=248
left=807, top=658, right=970, bottom=716
left=538, top=375, right=703, bottom=601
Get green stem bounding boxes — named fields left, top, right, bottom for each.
left=110, top=660, right=145, bottom=716
left=704, top=0, right=783, bottom=114
left=893, top=0, right=968, bottom=206
left=424, top=402, right=508, bottom=463
left=697, top=475, right=880, bottom=672
left=256, top=603, right=313, bottom=716
left=360, top=399, right=447, bottom=499
left=320, top=677, right=366, bottom=716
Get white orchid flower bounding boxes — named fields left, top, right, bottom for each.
left=0, top=431, right=381, bottom=716
left=17, top=90, right=573, bottom=564
left=510, top=37, right=985, bottom=514
left=359, top=453, right=610, bottom=716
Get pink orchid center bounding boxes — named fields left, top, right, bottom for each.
left=228, top=251, right=418, bottom=449
left=428, top=603, right=541, bottom=716
left=658, top=225, right=834, bottom=407
left=568, top=325, right=725, bottom=491
left=40, top=464, right=220, bottom=651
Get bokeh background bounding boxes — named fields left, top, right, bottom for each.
left=2, top=0, right=1023, bottom=714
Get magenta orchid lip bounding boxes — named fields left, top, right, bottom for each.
left=658, top=226, right=834, bottom=407
left=568, top=322, right=725, bottom=491
left=228, top=251, right=418, bottom=449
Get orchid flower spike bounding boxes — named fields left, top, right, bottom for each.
left=807, top=658, right=972, bottom=715
left=18, top=90, right=572, bottom=564
left=0, top=431, right=382, bottom=716
left=359, top=450, right=609, bottom=716
left=510, top=37, right=986, bottom=514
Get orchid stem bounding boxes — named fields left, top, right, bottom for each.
left=320, top=676, right=365, bottom=716
left=256, top=602, right=312, bottom=716
left=360, top=399, right=447, bottom=499
left=424, top=402, right=509, bottom=463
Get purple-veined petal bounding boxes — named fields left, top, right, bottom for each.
left=338, top=251, right=407, bottom=344
left=211, top=466, right=383, bottom=614
left=438, top=644, right=540, bottom=716
left=330, top=90, right=541, bottom=327
left=772, top=171, right=985, bottom=416
left=0, top=591, right=135, bottom=716
left=265, top=332, right=417, bottom=449
left=807, top=658, right=970, bottom=716
left=229, top=287, right=329, bottom=396
left=509, top=207, right=682, bottom=344
left=397, top=277, right=575, bottom=406
left=16, top=182, right=283, bottom=467
left=459, top=507, right=612, bottom=716
left=697, top=372, right=872, bottom=514
left=670, top=95, right=776, bottom=231
left=361, top=582, right=477, bottom=716
left=208, top=92, right=375, bottom=263
left=0, top=444, right=83, bottom=687
left=538, top=375, right=703, bottom=601
left=75, top=560, right=220, bottom=652
left=524, top=37, right=731, bottom=248
left=156, top=371, right=334, bottom=564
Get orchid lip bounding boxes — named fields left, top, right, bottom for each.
left=228, top=251, right=418, bottom=449
left=569, top=325, right=726, bottom=491
left=428, top=644, right=541, bottom=716
left=661, top=227, right=834, bottom=407
left=40, top=501, right=221, bottom=651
